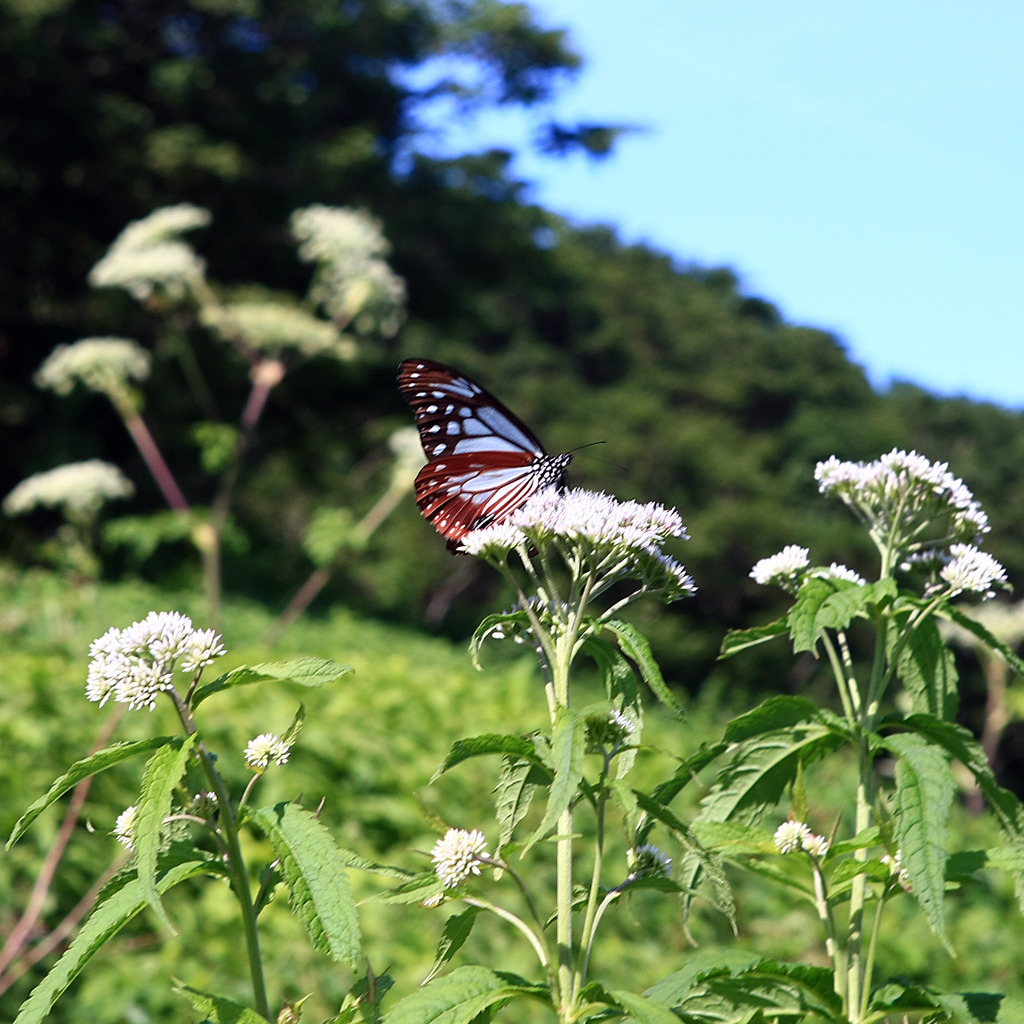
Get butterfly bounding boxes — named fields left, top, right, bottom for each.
left=397, top=358, right=572, bottom=550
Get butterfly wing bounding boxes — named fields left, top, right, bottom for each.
left=397, top=358, right=571, bottom=545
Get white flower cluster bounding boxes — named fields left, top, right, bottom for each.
left=89, top=204, right=210, bottom=300
left=815, top=449, right=989, bottom=547
left=86, top=611, right=226, bottom=711
left=290, top=205, right=406, bottom=336
left=4, top=460, right=134, bottom=517
left=113, top=805, right=139, bottom=853
left=939, top=543, right=1008, bottom=599
left=750, top=545, right=809, bottom=589
left=753, top=549, right=866, bottom=592
left=773, top=820, right=829, bottom=858
left=34, top=337, right=151, bottom=398
left=431, top=828, right=490, bottom=890
left=199, top=301, right=355, bottom=361
left=461, top=488, right=695, bottom=600
left=881, top=849, right=912, bottom=890
left=243, top=733, right=292, bottom=772
left=626, top=842, right=672, bottom=880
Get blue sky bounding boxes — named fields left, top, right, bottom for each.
left=422, top=2, right=1024, bottom=409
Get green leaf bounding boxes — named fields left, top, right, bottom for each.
left=789, top=577, right=894, bottom=653
left=724, top=694, right=833, bottom=743
left=942, top=604, right=1024, bottom=677
left=469, top=612, right=531, bottom=668
left=896, top=714, right=1024, bottom=844
left=173, top=983, right=270, bottom=1024
left=870, top=981, right=1003, bottom=1023
left=494, top=754, right=545, bottom=852
left=632, top=789, right=734, bottom=922
left=605, top=988, right=684, bottom=1024
left=894, top=613, right=959, bottom=719
left=425, top=907, right=482, bottom=984
left=700, top=724, right=846, bottom=826
left=246, top=802, right=362, bottom=967
left=524, top=707, right=586, bottom=852
left=380, top=964, right=549, bottom=1024
left=719, top=619, right=788, bottom=659
left=135, top=734, right=198, bottom=932
left=582, top=634, right=644, bottom=774
left=431, top=734, right=548, bottom=783
left=7, top=737, right=178, bottom=849
left=192, top=657, right=352, bottom=706
left=680, top=720, right=844, bottom=922
left=602, top=618, right=683, bottom=717
left=13, top=858, right=213, bottom=1024
left=880, top=732, right=955, bottom=952
left=645, top=953, right=841, bottom=1021
left=649, top=742, right=729, bottom=806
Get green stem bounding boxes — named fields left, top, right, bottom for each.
left=574, top=760, right=609, bottom=994
left=169, top=692, right=270, bottom=1020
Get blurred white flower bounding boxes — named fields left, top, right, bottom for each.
left=4, top=460, right=134, bottom=518
left=34, top=337, right=151, bottom=398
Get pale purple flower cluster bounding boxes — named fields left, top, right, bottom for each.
left=815, top=449, right=989, bottom=546
left=86, top=611, right=226, bottom=711
left=626, top=842, right=672, bottom=880
left=461, top=488, right=695, bottom=600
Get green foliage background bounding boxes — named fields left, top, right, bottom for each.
left=2, top=574, right=1023, bottom=1023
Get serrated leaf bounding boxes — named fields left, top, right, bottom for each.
left=494, top=755, right=545, bottom=851
left=524, top=708, right=586, bottom=852
left=173, top=983, right=269, bottom=1024
left=606, top=988, right=683, bottom=1024
left=942, top=604, right=1024, bottom=678
left=582, top=634, right=644, bottom=774
left=431, top=734, right=547, bottom=783
left=633, top=790, right=734, bottom=923
left=881, top=732, right=955, bottom=952
left=649, top=742, right=729, bottom=806
left=246, top=802, right=361, bottom=967
left=602, top=619, right=683, bottom=717
left=136, top=734, right=198, bottom=932
left=13, top=858, right=212, bottom=1024
left=377, top=871, right=446, bottom=906
left=789, top=577, right=893, bottom=653
left=894, top=613, right=958, bottom=719
left=192, top=657, right=352, bottom=706
left=380, top=964, right=548, bottom=1024
left=719, top=619, right=788, bottom=659
left=896, top=714, right=1024, bottom=845
left=425, top=907, right=482, bottom=984
left=645, top=953, right=841, bottom=1020
left=680, top=723, right=844, bottom=922
left=7, top=737, right=177, bottom=849
left=724, top=694, right=832, bottom=744
left=870, top=981, right=1003, bottom=1023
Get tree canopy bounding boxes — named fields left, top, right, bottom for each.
left=4, top=0, right=1024, bottom=700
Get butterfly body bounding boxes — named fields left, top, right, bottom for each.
left=397, top=358, right=571, bottom=548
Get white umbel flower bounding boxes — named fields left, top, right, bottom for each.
left=4, top=460, right=134, bottom=517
